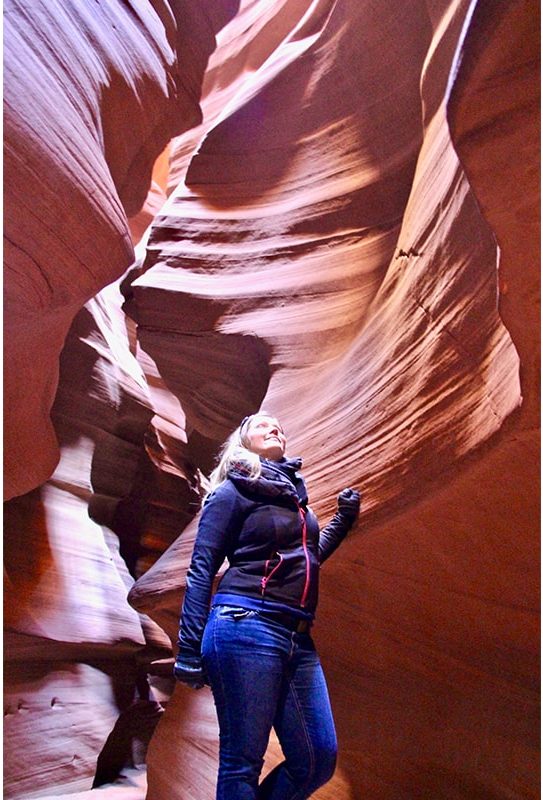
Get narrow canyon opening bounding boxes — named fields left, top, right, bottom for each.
left=4, top=2, right=539, bottom=800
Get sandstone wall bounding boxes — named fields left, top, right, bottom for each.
left=4, top=1, right=236, bottom=795
left=3, top=1, right=539, bottom=799
left=129, top=2, right=539, bottom=798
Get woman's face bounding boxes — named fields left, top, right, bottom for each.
left=245, top=416, right=286, bottom=461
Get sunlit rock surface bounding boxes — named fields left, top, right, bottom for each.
left=129, top=1, right=538, bottom=799
left=3, top=285, right=179, bottom=797
left=4, top=1, right=236, bottom=794
left=4, top=663, right=123, bottom=798
left=3, top=0, right=238, bottom=500
left=3, top=1, right=539, bottom=799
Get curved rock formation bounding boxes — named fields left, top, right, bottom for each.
left=4, top=285, right=181, bottom=797
left=3, top=1, right=539, bottom=799
left=128, top=2, right=538, bottom=799
left=4, top=1, right=238, bottom=796
left=3, top=0, right=239, bottom=500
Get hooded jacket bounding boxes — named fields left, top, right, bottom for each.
left=177, top=456, right=355, bottom=661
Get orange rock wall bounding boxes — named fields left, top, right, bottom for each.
left=3, top=0, right=237, bottom=500
left=4, top=1, right=236, bottom=795
left=3, top=1, right=539, bottom=799
left=129, top=1, right=539, bottom=798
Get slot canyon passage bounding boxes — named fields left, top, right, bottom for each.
left=3, top=1, right=540, bottom=799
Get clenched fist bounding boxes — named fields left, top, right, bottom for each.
left=337, top=488, right=361, bottom=522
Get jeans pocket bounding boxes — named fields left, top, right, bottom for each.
left=216, top=606, right=256, bottom=621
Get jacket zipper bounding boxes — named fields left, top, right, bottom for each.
left=298, top=504, right=310, bottom=608
left=260, top=505, right=311, bottom=607
left=261, top=553, right=284, bottom=595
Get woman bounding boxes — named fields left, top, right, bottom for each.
left=174, top=412, right=360, bottom=800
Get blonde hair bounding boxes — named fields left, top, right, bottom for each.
left=206, top=412, right=277, bottom=495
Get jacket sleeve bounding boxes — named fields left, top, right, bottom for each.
left=318, top=511, right=356, bottom=564
left=177, top=483, right=243, bottom=662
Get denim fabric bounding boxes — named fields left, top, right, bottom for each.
left=201, top=605, right=337, bottom=800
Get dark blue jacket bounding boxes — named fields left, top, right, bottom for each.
left=177, top=457, right=355, bottom=661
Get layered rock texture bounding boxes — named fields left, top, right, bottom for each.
left=4, top=1, right=539, bottom=800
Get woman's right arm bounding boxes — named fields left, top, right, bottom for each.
left=175, top=483, right=242, bottom=686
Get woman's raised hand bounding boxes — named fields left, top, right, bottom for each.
left=337, top=488, right=361, bottom=522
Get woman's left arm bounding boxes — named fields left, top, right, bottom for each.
left=318, top=488, right=361, bottom=564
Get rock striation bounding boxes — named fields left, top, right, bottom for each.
left=4, top=1, right=238, bottom=795
left=3, top=0, right=239, bottom=501
left=128, top=2, right=538, bottom=799
left=3, top=1, right=539, bottom=800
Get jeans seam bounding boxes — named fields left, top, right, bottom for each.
left=212, top=612, right=232, bottom=779
left=283, top=678, right=316, bottom=800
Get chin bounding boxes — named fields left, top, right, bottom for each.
left=264, top=448, right=284, bottom=460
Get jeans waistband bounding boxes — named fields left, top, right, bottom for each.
left=259, top=610, right=312, bottom=633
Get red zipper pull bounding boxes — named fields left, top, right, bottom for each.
left=261, top=554, right=284, bottom=595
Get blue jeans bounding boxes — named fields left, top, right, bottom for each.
left=201, top=605, right=337, bottom=800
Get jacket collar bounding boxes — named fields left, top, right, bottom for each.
left=228, top=456, right=307, bottom=505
